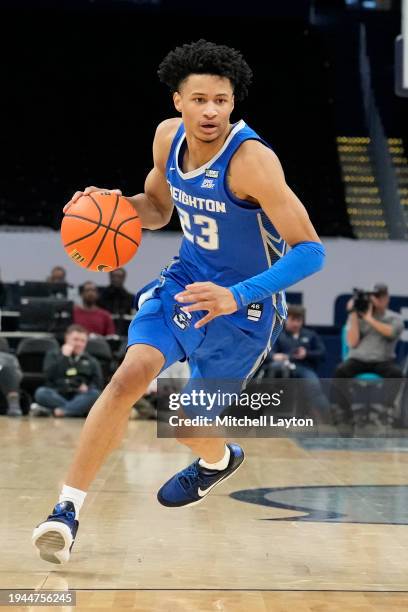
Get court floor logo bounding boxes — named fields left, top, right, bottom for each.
left=230, top=485, right=408, bottom=524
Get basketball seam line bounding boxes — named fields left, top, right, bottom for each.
left=113, top=223, right=120, bottom=268
left=87, top=194, right=120, bottom=269
left=112, top=214, right=141, bottom=268
left=63, top=214, right=140, bottom=249
left=63, top=194, right=104, bottom=249
left=63, top=221, right=101, bottom=248
left=88, top=193, right=103, bottom=228
left=62, top=193, right=104, bottom=250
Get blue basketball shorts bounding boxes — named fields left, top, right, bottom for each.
left=127, top=274, right=284, bottom=417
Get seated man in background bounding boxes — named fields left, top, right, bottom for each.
left=264, top=304, right=330, bottom=418
left=333, top=283, right=404, bottom=416
left=98, top=268, right=134, bottom=316
left=31, top=324, right=103, bottom=418
left=0, top=349, right=23, bottom=417
left=74, top=281, right=116, bottom=336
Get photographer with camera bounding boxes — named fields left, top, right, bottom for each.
left=333, top=283, right=403, bottom=416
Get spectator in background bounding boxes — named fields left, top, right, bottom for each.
left=74, top=281, right=115, bottom=336
left=0, top=349, right=23, bottom=416
left=0, top=281, right=5, bottom=308
left=264, top=305, right=330, bottom=418
left=46, top=265, right=78, bottom=302
left=31, top=324, right=102, bottom=418
left=98, top=268, right=134, bottom=315
left=333, top=283, right=403, bottom=417
left=47, top=266, right=67, bottom=283
left=0, top=268, right=6, bottom=308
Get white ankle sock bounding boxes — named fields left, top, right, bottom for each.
left=199, top=445, right=230, bottom=471
left=58, top=485, right=87, bottom=518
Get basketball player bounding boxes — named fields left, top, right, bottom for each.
left=32, top=40, right=325, bottom=564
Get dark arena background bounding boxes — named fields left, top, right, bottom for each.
left=1, top=0, right=408, bottom=610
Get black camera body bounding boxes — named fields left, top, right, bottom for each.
left=352, top=288, right=372, bottom=315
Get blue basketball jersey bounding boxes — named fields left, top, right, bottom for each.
left=164, top=119, right=287, bottom=322
left=129, top=119, right=288, bottom=384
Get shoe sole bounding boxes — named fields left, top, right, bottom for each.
left=32, top=522, right=73, bottom=564
left=158, top=453, right=246, bottom=509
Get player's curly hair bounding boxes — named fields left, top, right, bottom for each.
left=157, top=39, right=252, bottom=102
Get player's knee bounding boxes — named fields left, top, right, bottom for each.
left=109, top=371, right=139, bottom=400
left=109, top=360, right=154, bottom=399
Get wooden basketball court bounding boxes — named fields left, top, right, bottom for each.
left=1, top=417, right=408, bottom=611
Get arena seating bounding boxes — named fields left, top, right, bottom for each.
left=1, top=12, right=352, bottom=238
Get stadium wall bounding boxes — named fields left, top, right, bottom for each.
left=0, top=231, right=406, bottom=325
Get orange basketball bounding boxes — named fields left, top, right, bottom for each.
left=61, top=192, right=142, bottom=272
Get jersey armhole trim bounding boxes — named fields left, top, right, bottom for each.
left=165, top=121, right=185, bottom=174
left=222, top=137, right=271, bottom=210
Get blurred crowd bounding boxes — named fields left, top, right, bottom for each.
left=0, top=268, right=406, bottom=427
left=256, top=285, right=405, bottom=426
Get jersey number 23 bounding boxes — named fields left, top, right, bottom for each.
left=177, top=208, right=219, bottom=250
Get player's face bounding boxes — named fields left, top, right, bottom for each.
left=174, top=74, right=234, bottom=142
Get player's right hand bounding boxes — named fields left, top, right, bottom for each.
left=63, top=186, right=122, bottom=213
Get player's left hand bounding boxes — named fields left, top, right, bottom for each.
left=175, top=282, right=238, bottom=329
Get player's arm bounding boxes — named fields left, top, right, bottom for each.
left=232, top=141, right=321, bottom=244
left=222, top=141, right=325, bottom=309
left=64, top=118, right=180, bottom=230
left=177, top=141, right=325, bottom=328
